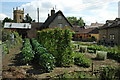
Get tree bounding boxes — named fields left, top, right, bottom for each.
left=67, top=17, right=85, bottom=27
left=67, top=17, right=77, bottom=25
left=23, top=13, right=35, bottom=23
left=77, top=17, right=85, bottom=26
left=2, top=17, right=14, bottom=25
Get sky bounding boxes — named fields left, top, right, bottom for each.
left=0, top=0, right=120, bottom=25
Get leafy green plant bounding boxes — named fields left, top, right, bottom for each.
left=3, top=43, right=9, bottom=54
left=74, top=52, right=91, bottom=67
left=31, top=38, right=56, bottom=72
left=99, top=66, right=120, bottom=80
left=22, top=38, right=34, bottom=64
left=39, top=53, right=55, bottom=72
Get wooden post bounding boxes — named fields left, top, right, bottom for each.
left=92, top=62, right=94, bottom=75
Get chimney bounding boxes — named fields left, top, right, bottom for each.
left=37, top=8, right=39, bottom=23
left=51, top=8, right=55, bottom=16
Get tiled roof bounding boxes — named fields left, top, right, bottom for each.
left=72, top=27, right=99, bottom=34
left=100, top=18, right=120, bottom=29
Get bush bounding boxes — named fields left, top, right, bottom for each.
left=39, top=53, right=55, bottom=72
left=37, top=28, right=75, bottom=67
left=96, top=51, right=107, bottom=60
left=74, top=52, right=91, bottom=67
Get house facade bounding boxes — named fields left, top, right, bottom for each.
left=41, top=9, right=73, bottom=30
left=99, top=18, right=120, bottom=46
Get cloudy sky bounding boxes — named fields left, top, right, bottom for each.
left=0, top=0, right=120, bottom=25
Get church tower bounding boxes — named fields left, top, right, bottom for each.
left=13, top=7, right=24, bottom=23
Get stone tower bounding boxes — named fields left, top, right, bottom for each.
left=13, top=7, right=24, bottom=23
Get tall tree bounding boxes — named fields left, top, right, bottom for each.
left=77, top=17, right=85, bottom=26
left=67, top=17, right=85, bottom=27
left=67, top=17, right=77, bottom=25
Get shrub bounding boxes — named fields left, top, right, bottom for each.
left=96, top=51, right=107, bottom=60
left=39, top=53, right=55, bottom=72
left=74, top=52, right=91, bottom=67
left=37, top=28, right=75, bottom=67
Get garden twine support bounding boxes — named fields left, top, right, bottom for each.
left=92, top=62, right=94, bottom=75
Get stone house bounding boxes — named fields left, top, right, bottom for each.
left=40, top=9, right=73, bottom=30
left=99, top=18, right=120, bottom=46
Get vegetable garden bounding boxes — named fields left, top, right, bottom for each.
left=2, top=28, right=120, bottom=79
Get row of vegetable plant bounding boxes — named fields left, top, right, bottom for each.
left=22, top=38, right=34, bottom=64
left=31, top=38, right=55, bottom=72
left=87, top=44, right=120, bottom=62
left=73, top=52, right=91, bottom=67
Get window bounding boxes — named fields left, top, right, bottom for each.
left=58, top=23, right=62, bottom=28
left=110, top=34, right=115, bottom=40
left=58, top=16, right=62, bottom=19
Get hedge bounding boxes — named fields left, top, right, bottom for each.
left=37, top=28, right=75, bottom=67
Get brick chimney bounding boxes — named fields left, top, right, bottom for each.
left=51, top=8, right=55, bottom=16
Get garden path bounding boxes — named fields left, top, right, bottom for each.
left=84, top=53, right=120, bottom=70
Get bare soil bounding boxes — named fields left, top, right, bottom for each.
left=2, top=45, right=120, bottom=79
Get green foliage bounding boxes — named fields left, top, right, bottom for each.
left=77, top=17, right=85, bottom=26
left=37, top=28, right=75, bottom=67
left=22, top=38, right=34, bottom=64
left=67, top=17, right=85, bottom=26
left=87, top=44, right=120, bottom=62
left=2, top=29, right=12, bottom=42
left=2, top=17, right=14, bottom=25
left=3, top=43, right=9, bottom=54
left=39, top=53, right=55, bottom=72
left=2, top=29, right=22, bottom=55
left=23, top=13, right=35, bottom=23
left=74, top=52, right=91, bottom=67
left=31, top=38, right=55, bottom=72
left=99, top=66, right=120, bottom=80
left=107, top=47, right=120, bottom=62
